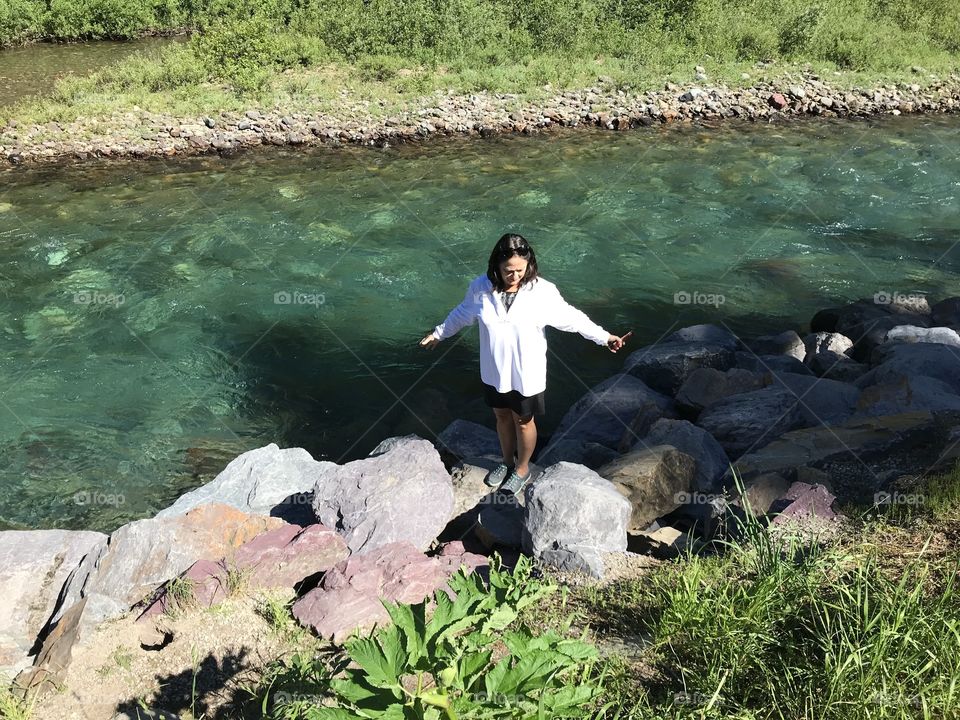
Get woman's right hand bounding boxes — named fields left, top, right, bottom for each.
left=419, top=332, right=440, bottom=349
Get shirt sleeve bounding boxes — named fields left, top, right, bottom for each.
left=433, top=281, right=479, bottom=340
left=544, top=284, right=609, bottom=345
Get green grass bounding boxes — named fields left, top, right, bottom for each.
left=0, top=684, right=35, bottom=720
left=530, top=464, right=960, bottom=720
left=162, top=574, right=198, bottom=618
left=2, top=0, right=960, bottom=128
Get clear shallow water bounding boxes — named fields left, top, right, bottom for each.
left=1, top=115, right=958, bottom=531
left=0, top=37, right=182, bottom=107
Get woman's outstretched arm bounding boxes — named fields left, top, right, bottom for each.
left=544, top=283, right=627, bottom=352
left=420, top=281, right=479, bottom=348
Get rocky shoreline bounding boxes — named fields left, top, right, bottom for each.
left=3, top=291, right=960, bottom=716
left=2, top=72, right=960, bottom=167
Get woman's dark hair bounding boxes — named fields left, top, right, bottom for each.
left=486, top=233, right=539, bottom=291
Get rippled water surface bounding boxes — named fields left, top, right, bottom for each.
left=1, top=115, right=958, bottom=530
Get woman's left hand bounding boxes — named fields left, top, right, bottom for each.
left=606, top=333, right=628, bottom=353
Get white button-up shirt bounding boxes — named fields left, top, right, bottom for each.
left=433, top=274, right=609, bottom=396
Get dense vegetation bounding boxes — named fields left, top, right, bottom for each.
left=248, top=466, right=960, bottom=720
left=3, top=0, right=960, bottom=108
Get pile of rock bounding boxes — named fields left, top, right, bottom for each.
left=3, top=73, right=959, bottom=166
left=2, top=293, right=958, bottom=701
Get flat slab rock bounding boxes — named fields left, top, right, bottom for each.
left=0, top=529, right=106, bottom=677
left=139, top=523, right=349, bottom=617
left=292, top=541, right=487, bottom=643
left=48, top=503, right=285, bottom=639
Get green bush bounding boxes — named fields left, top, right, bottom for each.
left=0, top=0, right=42, bottom=46
left=191, top=14, right=275, bottom=93
left=256, top=555, right=609, bottom=720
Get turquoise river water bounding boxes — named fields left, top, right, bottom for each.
left=0, top=115, right=958, bottom=531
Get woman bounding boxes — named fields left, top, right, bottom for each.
left=419, top=233, right=627, bottom=495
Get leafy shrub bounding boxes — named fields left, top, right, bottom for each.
left=735, top=27, right=778, bottom=61
left=256, top=555, right=607, bottom=720
left=777, top=4, right=824, bottom=56
left=0, top=0, right=43, bottom=46
left=191, top=14, right=274, bottom=93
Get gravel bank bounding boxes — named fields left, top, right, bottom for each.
left=2, top=73, right=959, bottom=167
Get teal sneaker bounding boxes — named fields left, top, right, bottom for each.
left=484, top=462, right=512, bottom=488
left=499, top=468, right=531, bottom=496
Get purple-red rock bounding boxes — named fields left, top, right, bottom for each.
left=138, top=523, right=348, bottom=618
left=769, top=93, right=789, bottom=110
left=292, top=541, right=487, bottom=643
left=770, top=482, right=839, bottom=532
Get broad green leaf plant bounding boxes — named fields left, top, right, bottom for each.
left=260, top=554, right=606, bottom=719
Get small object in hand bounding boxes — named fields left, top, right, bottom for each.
left=619, top=330, right=633, bottom=344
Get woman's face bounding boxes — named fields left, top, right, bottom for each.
left=499, top=256, right=528, bottom=288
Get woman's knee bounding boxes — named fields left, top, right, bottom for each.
left=493, top=407, right=513, bottom=422
left=512, top=411, right=535, bottom=426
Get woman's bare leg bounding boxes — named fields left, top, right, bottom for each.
left=493, top=407, right=517, bottom=466
left=513, top=412, right=536, bottom=477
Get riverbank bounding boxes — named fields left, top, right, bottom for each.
left=3, top=70, right=960, bottom=167
left=2, top=289, right=960, bottom=718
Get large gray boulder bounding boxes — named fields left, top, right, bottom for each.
left=881, top=325, right=960, bottom=348
left=747, top=330, right=805, bottom=360
left=544, top=374, right=672, bottom=452
left=0, top=530, right=105, bottom=678
left=675, top=367, right=769, bottom=414
left=696, top=387, right=806, bottom=458
left=617, top=398, right=680, bottom=452
left=522, top=462, right=630, bottom=578
left=624, top=329, right=738, bottom=396
left=932, top=297, right=960, bottom=329
left=435, top=419, right=501, bottom=462
left=803, top=332, right=866, bottom=380
left=804, top=331, right=854, bottom=359
left=766, top=372, right=860, bottom=426
left=856, top=343, right=960, bottom=395
left=597, top=446, right=696, bottom=531
left=311, top=435, right=454, bottom=553
left=638, top=419, right=730, bottom=491
left=156, top=443, right=331, bottom=523
left=852, top=375, right=960, bottom=419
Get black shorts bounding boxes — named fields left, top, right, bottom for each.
left=482, top=381, right=545, bottom=418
